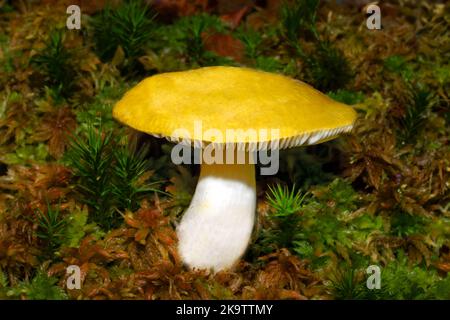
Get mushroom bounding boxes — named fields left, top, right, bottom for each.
left=112, top=66, right=357, bottom=272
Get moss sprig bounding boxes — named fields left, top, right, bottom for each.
left=65, top=125, right=162, bottom=230
left=30, top=30, right=75, bottom=99
left=92, top=0, right=156, bottom=70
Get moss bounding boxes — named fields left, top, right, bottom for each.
left=5, top=269, right=68, bottom=300
left=0, top=0, right=448, bottom=300
left=91, top=1, right=156, bottom=66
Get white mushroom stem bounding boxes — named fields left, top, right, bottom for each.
left=177, top=161, right=256, bottom=272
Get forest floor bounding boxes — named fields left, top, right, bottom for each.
left=0, top=0, right=449, bottom=299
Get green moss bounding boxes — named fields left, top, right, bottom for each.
left=236, top=26, right=262, bottom=60
left=75, top=85, right=127, bottom=132
left=328, top=253, right=450, bottom=300
left=34, top=202, right=68, bottom=255
left=280, top=0, right=320, bottom=46
left=179, top=13, right=231, bottom=66
left=252, top=179, right=382, bottom=268
left=30, top=30, right=75, bottom=98
left=0, top=3, right=14, bottom=13
left=384, top=55, right=414, bottom=80
left=305, top=41, right=353, bottom=92
left=91, top=0, right=156, bottom=64
left=390, top=211, right=428, bottom=237
left=65, top=126, right=116, bottom=229
left=2, top=143, right=49, bottom=165
left=0, top=35, right=16, bottom=74
left=64, top=206, right=104, bottom=248
left=6, top=270, right=67, bottom=300
left=65, top=126, right=163, bottom=230
left=434, top=64, right=450, bottom=86
left=397, top=82, right=435, bottom=144
left=328, top=90, right=365, bottom=105
left=364, top=254, right=448, bottom=300
left=255, top=56, right=284, bottom=72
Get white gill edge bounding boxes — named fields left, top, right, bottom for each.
left=150, top=124, right=354, bottom=151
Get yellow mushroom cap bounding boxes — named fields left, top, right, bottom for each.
left=113, top=66, right=357, bottom=149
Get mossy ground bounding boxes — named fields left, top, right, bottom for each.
left=0, top=0, right=449, bottom=300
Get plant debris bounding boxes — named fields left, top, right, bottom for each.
left=0, top=0, right=449, bottom=300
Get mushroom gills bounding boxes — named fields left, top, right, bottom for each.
left=177, top=162, right=256, bottom=272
